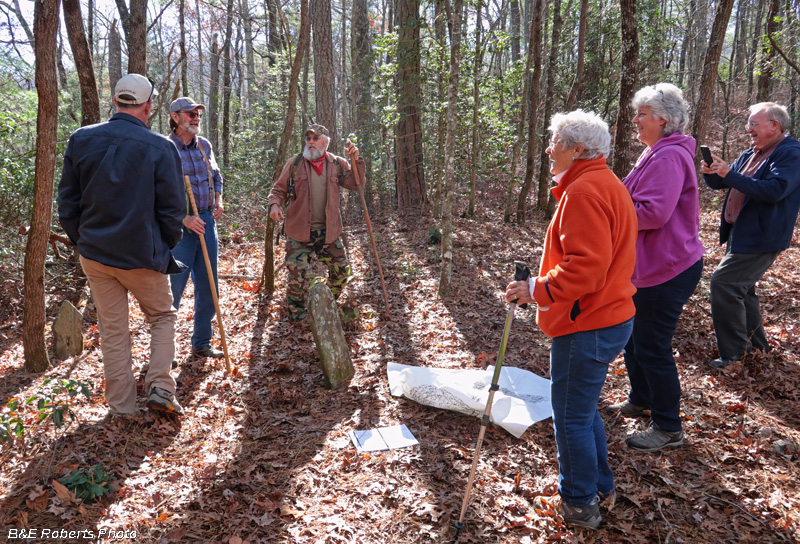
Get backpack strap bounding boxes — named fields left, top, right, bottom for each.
left=196, top=139, right=216, bottom=210
left=286, top=153, right=304, bottom=203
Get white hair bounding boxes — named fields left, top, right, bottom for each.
left=631, top=83, right=690, bottom=136
left=750, top=102, right=790, bottom=132
left=548, top=109, right=611, bottom=159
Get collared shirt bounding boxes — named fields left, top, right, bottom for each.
left=724, top=135, right=785, bottom=224
left=169, top=131, right=223, bottom=212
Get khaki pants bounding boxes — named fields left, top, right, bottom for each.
left=81, top=256, right=177, bottom=414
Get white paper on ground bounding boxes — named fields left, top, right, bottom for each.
left=386, top=362, right=552, bottom=438
left=349, top=424, right=419, bottom=452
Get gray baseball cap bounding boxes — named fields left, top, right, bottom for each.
left=115, top=74, right=158, bottom=105
left=171, top=97, right=206, bottom=113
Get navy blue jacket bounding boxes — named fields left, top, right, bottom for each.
left=58, top=113, right=185, bottom=273
left=704, top=135, right=800, bottom=253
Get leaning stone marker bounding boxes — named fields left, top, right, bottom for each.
left=308, top=283, right=354, bottom=389
left=52, top=300, right=83, bottom=359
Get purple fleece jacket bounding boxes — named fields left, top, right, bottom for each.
left=622, top=132, right=705, bottom=288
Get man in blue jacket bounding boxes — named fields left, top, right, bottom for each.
left=703, top=102, right=800, bottom=368
left=58, top=74, right=187, bottom=416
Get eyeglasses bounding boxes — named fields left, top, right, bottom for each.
left=181, top=110, right=202, bottom=119
left=146, top=77, right=155, bottom=103
left=306, top=135, right=320, bottom=142
left=746, top=119, right=774, bottom=130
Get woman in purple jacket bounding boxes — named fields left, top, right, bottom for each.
left=610, top=83, right=705, bottom=452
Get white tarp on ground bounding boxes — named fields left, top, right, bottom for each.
left=387, top=362, right=552, bottom=438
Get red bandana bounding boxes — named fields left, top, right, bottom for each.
left=309, top=153, right=327, bottom=175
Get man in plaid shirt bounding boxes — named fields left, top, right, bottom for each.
left=168, top=97, right=224, bottom=360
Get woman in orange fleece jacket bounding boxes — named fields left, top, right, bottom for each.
left=506, top=110, right=637, bottom=530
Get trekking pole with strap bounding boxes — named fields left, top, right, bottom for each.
left=184, top=176, right=232, bottom=373
left=454, top=260, right=531, bottom=540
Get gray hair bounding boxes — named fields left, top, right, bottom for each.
left=548, top=109, right=611, bottom=159
left=750, top=102, right=790, bottom=132
left=631, top=83, right=690, bottom=136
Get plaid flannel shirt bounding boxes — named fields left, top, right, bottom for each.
left=169, top=131, right=223, bottom=213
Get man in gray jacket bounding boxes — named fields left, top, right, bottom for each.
left=58, top=74, right=187, bottom=416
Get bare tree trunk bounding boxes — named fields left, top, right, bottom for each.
left=261, top=0, right=309, bottom=293
left=438, top=0, right=464, bottom=297
left=467, top=1, right=484, bottom=217
left=63, top=0, right=100, bottom=126
left=610, top=0, right=638, bottom=178
left=209, top=34, right=220, bottom=150
left=109, top=20, right=122, bottom=93
left=196, top=0, right=206, bottom=133
left=24, top=0, right=61, bottom=373
left=221, top=0, right=234, bottom=167
left=537, top=0, right=563, bottom=212
left=340, top=0, right=350, bottom=141
left=241, top=0, right=256, bottom=113
left=747, top=0, right=767, bottom=99
left=432, top=0, right=447, bottom=218
left=691, top=0, right=735, bottom=169
left=510, top=0, right=521, bottom=63
left=503, top=2, right=536, bottom=223
left=312, top=0, right=338, bottom=152
left=756, top=0, right=780, bottom=101
left=515, top=0, right=543, bottom=224
left=565, top=0, right=587, bottom=109
left=395, top=0, right=426, bottom=211
left=127, top=0, right=147, bottom=74
left=180, top=0, right=188, bottom=94
left=57, top=32, right=68, bottom=89
left=351, top=0, right=373, bottom=205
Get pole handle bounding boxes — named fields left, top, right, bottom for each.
left=513, top=261, right=531, bottom=309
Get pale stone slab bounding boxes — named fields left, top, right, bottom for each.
left=308, top=283, right=354, bottom=389
left=52, top=300, right=84, bottom=359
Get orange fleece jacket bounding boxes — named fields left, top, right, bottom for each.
left=533, top=157, right=638, bottom=338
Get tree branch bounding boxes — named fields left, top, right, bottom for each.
left=768, top=33, right=800, bottom=75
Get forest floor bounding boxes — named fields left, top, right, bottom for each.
left=0, top=187, right=799, bottom=544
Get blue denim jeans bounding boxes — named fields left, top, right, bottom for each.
left=623, top=258, right=702, bottom=433
left=550, top=318, right=633, bottom=507
left=170, top=210, right=218, bottom=350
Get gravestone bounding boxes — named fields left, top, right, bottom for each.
left=52, top=300, right=83, bottom=359
left=308, top=283, right=354, bottom=389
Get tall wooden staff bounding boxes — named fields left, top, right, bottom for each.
left=183, top=176, right=232, bottom=372
left=347, top=141, right=390, bottom=314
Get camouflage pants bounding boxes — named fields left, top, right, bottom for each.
left=285, top=230, right=351, bottom=321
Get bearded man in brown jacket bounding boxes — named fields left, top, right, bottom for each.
left=268, top=124, right=365, bottom=321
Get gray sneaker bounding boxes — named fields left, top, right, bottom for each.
left=146, top=387, right=185, bottom=416
left=560, top=496, right=601, bottom=530
left=627, top=424, right=684, bottom=452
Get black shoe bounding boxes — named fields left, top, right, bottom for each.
left=146, top=387, right=185, bottom=416
left=560, top=496, right=601, bottom=530
left=171, top=359, right=178, bottom=369
left=605, top=400, right=648, bottom=418
left=192, top=345, right=224, bottom=359
left=709, top=356, right=740, bottom=368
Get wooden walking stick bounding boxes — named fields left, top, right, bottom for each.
left=347, top=140, right=390, bottom=315
left=183, top=176, right=232, bottom=373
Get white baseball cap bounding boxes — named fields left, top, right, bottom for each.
left=115, top=74, right=158, bottom=105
